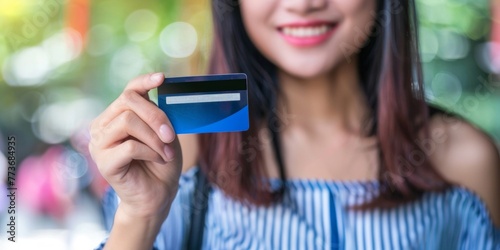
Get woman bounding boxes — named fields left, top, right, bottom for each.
left=92, top=0, right=500, bottom=249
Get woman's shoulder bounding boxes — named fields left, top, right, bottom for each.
left=424, top=105, right=500, bottom=227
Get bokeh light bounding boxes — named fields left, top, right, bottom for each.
left=160, top=22, right=198, bottom=58
left=2, top=29, right=82, bottom=86
left=0, top=0, right=32, bottom=19
left=3, top=46, right=51, bottom=86
left=430, top=72, right=463, bottom=105
left=436, top=29, right=470, bottom=61
left=419, top=27, right=439, bottom=62
left=32, top=98, right=104, bottom=144
left=124, top=9, right=159, bottom=42
left=110, top=44, right=146, bottom=86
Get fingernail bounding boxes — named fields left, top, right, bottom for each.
left=150, top=73, right=164, bottom=83
left=159, top=124, right=174, bottom=143
left=164, top=145, right=175, bottom=161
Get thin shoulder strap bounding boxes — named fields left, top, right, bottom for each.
left=268, top=93, right=287, bottom=193
left=186, top=168, right=210, bottom=250
left=268, top=114, right=287, bottom=186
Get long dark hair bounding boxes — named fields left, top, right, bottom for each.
left=198, top=0, right=450, bottom=207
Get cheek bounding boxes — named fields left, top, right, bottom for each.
left=240, top=0, right=275, bottom=44
left=334, top=0, right=377, bottom=55
left=336, top=0, right=374, bottom=13
left=240, top=0, right=283, bottom=65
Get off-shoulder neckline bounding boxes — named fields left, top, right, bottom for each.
left=180, top=167, right=499, bottom=230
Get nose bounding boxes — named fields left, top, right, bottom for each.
left=283, top=0, right=328, bottom=15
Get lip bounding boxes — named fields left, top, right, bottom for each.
left=277, top=21, right=338, bottom=47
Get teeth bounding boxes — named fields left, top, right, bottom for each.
left=282, top=25, right=330, bottom=38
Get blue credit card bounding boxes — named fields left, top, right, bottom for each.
left=157, top=73, right=249, bottom=134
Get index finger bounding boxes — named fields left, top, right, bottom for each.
left=125, top=73, right=165, bottom=97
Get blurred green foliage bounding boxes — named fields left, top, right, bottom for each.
left=417, top=0, right=500, bottom=141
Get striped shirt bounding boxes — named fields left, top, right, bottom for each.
left=97, top=168, right=499, bottom=249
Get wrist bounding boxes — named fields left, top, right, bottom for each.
left=115, top=204, right=168, bottom=230
left=103, top=206, right=169, bottom=250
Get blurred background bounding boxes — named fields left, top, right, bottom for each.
left=0, top=0, right=499, bottom=249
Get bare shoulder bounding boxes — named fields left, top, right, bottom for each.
left=426, top=114, right=500, bottom=226
left=178, top=134, right=199, bottom=173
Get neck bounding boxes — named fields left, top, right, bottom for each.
left=277, top=58, right=370, bottom=135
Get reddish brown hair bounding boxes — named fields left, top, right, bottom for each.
left=199, top=0, right=450, bottom=207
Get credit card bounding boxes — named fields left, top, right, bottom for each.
left=157, top=73, right=249, bottom=134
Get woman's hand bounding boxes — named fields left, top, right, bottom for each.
left=89, top=73, right=182, bottom=222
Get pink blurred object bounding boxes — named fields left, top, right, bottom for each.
left=17, top=146, right=74, bottom=220
left=491, top=0, right=500, bottom=71
left=0, top=152, right=7, bottom=214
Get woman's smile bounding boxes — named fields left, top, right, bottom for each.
left=277, top=21, right=339, bottom=47
left=241, top=0, right=376, bottom=78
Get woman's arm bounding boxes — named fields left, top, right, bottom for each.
left=89, top=73, right=184, bottom=249
left=104, top=206, right=167, bottom=250
left=101, top=137, right=199, bottom=250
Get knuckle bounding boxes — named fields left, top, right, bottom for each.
left=116, top=92, right=130, bottom=108
left=123, top=140, right=138, bottom=155
left=122, top=89, right=136, bottom=102
left=116, top=93, right=126, bottom=106
left=89, top=127, right=102, bottom=145
left=89, top=127, right=99, bottom=142
left=120, top=110, right=136, bottom=124
left=89, top=118, right=101, bottom=137
left=93, top=132, right=104, bottom=148
left=146, top=109, right=161, bottom=125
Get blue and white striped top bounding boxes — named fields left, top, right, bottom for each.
left=97, top=168, right=499, bottom=249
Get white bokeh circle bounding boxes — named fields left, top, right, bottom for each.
left=160, top=22, right=198, bottom=58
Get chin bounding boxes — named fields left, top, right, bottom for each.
left=287, top=71, right=327, bottom=80
left=273, top=51, right=345, bottom=81
left=279, top=63, right=334, bottom=80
